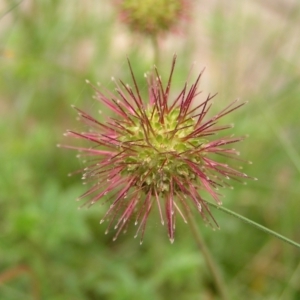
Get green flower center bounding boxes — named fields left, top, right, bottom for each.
left=120, top=107, right=206, bottom=194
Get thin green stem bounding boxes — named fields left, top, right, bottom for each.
left=151, top=35, right=160, bottom=66
left=188, top=213, right=229, bottom=300
left=204, top=200, right=300, bottom=249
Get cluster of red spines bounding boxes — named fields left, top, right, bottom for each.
left=59, top=55, right=250, bottom=243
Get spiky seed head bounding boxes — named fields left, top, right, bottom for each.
left=117, top=0, right=190, bottom=36
left=60, top=55, right=250, bottom=243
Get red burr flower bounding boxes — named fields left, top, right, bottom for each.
left=59, top=55, right=250, bottom=243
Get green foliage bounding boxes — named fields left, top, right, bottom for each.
left=1, top=1, right=299, bottom=299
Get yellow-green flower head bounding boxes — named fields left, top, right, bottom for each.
left=117, top=0, right=189, bottom=36
left=60, top=55, right=251, bottom=244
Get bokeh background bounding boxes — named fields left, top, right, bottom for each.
left=1, top=1, right=300, bottom=299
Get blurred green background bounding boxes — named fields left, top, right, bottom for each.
left=1, top=1, right=300, bottom=299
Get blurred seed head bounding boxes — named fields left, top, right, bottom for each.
left=116, top=0, right=191, bottom=36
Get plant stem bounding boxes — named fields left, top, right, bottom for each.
left=204, top=200, right=300, bottom=249
left=151, top=35, right=160, bottom=66
left=188, top=213, right=229, bottom=300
